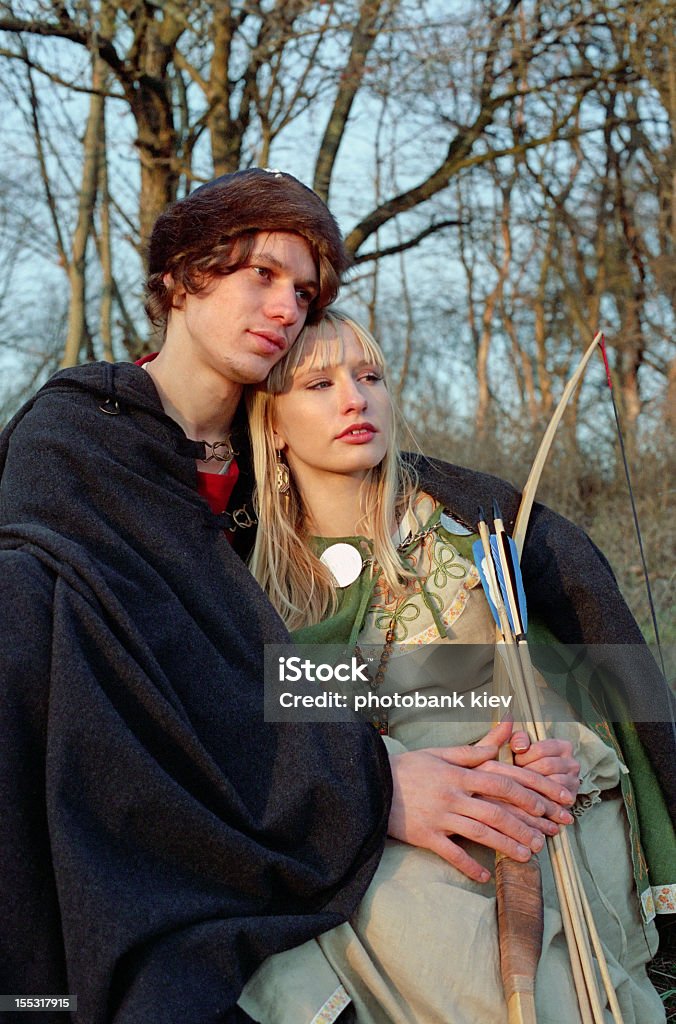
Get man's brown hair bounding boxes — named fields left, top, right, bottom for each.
left=145, top=169, right=351, bottom=333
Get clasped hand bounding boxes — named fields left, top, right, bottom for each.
left=387, top=718, right=580, bottom=883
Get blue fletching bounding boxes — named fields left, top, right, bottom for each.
left=490, top=534, right=528, bottom=634
left=472, top=539, right=502, bottom=629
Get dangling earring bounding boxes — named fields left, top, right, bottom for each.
left=275, top=449, right=290, bottom=505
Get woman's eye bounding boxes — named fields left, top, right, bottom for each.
left=295, top=288, right=311, bottom=305
left=253, top=266, right=271, bottom=279
left=360, top=372, right=383, bottom=383
left=307, top=380, right=331, bottom=390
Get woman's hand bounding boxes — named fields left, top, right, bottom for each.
left=509, top=729, right=581, bottom=801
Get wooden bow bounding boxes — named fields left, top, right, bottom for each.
left=492, top=331, right=625, bottom=1024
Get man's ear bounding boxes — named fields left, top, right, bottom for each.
left=164, top=272, right=186, bottom=309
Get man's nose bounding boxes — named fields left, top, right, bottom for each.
left=265, top=282, right=301, bottom=325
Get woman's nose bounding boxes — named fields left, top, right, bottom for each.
left=340, top=380, right=368, bottom=413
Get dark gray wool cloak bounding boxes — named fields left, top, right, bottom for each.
left=0, top=362, right=392, bottom=1024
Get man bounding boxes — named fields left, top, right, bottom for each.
left=0, top=169, right=392, bottom=1023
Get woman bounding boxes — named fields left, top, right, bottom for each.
left=239, top=310, right=671, bottom=1023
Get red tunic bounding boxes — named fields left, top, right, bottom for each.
left=196, top=461, right=240, bottom=516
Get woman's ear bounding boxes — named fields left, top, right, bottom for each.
left=272, top=428, right=286, bottom=450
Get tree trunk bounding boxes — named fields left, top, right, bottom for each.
left=98, top=106, right=114, bottom=363
left=60, top=60, right=104, bottom=368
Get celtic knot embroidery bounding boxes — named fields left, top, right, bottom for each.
left=375, top=599, right=420, bottom=642
left=430, top=538, right=468, bottom=587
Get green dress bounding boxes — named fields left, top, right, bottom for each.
left=239, top=494, right=669, bottom=1024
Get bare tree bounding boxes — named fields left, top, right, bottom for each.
left=0, top=0, right=673, bottom=422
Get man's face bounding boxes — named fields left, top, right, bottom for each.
left=171, top=232, right=319, bottom=385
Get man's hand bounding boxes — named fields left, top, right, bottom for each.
left=387, top=720, right=578, bottom=883
left=475, top=720, right=579, bottom=836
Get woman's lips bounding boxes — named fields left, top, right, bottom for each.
left=336, top=424, right=377, bottom=443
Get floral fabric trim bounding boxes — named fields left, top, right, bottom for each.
left=387, top=573, right=480, bottom=653
left=310, top=985, right=351, bottom=1024
left=642, top=883, right=676, bottom=920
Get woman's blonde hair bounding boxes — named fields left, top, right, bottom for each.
left=247, top=309, right=417, bottom=631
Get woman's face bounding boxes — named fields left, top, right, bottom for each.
left=272, top=323, right=392, bottom=489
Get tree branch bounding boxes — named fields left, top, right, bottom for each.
left=313, top=0, right=391, bottom=201
left=0, top=13, right=128, bottom=81
left=352, top=218, right=464, bottom=264
left=0, top=46, right=124, bottom=96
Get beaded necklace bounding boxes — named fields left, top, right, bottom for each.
left=342, top=509, right=471, bottom=735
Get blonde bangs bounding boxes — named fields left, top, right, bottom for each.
left=266, top=310, right=388, bottom=395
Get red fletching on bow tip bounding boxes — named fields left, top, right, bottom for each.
left=599, top=334, right=613, bottom=389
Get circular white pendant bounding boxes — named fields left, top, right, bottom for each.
left=320, top=543, right=364, bottom=588
left=440, top=510, right=474, bottom=536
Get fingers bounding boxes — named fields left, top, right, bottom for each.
left=517, top=754, right=578, bottom=776
left=476, top=717, right=514, bottom=749
left=513, top=738, right=574, bottom=768
left=449, top=793, right=547, bottom=854
left=429, top=804, right=547, bottom=884
left=473, top=731, right=581, bottom=804
left=473, top=761, right=575, bottom=811
left=549, top=772, right=581, bottom=799
left=520, top=758, right=581, bottom=799
left=513, top=742, right=581, bottom=801
left=482, top=799, right=562, bottom=837
left=428, top=835, right=493, bottom=884
left=434, top=743, right=500, bottom=768
left=534, top=799, right=574, bottom=825
left=510, top=729, right=530, bottom=754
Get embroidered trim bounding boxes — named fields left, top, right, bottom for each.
left=378, top=568, right=481, bottom=656
left=652, top=883, right=676, bottom=915
left=310, top=985, right=351, bottom=1024
left=641, top=886, right=656, bottom=922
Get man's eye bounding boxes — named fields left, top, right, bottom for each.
left=253, top=266, right=271, bottom=279
left=295, top=288, right=312, bottom=304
